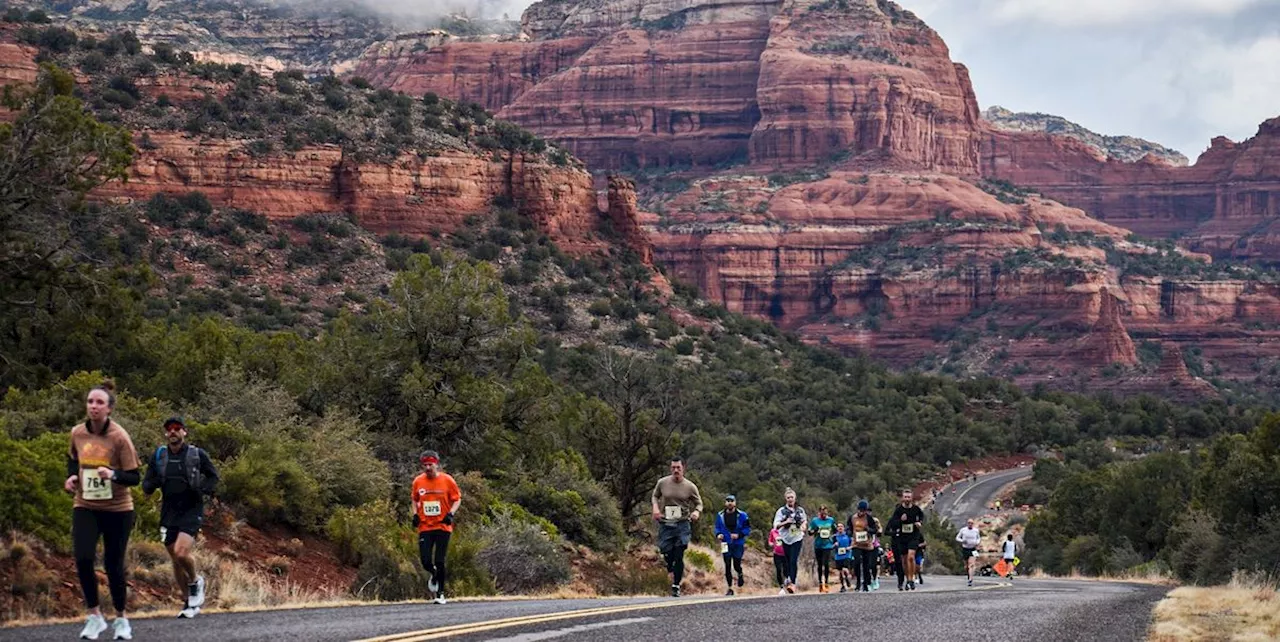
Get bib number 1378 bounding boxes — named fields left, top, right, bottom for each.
left=422, top=501, right=442, bottom=516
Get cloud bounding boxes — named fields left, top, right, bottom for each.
left=972, top=0, right=1269, bottom=27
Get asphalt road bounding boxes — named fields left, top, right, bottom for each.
left=932, top=466, right=1033, bottom=525
left=3, top=577, right=1166, bottom=642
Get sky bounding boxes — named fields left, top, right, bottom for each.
left=434, top=0, right=1280, bottom=160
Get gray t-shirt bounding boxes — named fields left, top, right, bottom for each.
left=652, top=475, right=703, bottom=524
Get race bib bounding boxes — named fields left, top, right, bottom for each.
left=422, top=500, right=442, bottom=516
left=837, top=547, right=849, bottom=556
left=901, top=523, right=914, bottom=534
left=82, top=470, right=112, bottom=501
left=818, top=528, right=831, bottom=539
left=721, top=543, right=729, bottom=554
left=664, top=505, right=683, bottom=520
left=855, top=531, right=869, bottom=543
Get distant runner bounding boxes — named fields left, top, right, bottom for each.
left=846, top=499, right=878, bottom=592
left=652, top=458, right=703, bottom=597
left=915, top=540, right=927, bottom=585
left=1002, top=533, right=1018, bottom=583
left=714, top=494, right=750, bottom=596
left=66, top=380, right=141, bottom=641
left=832, top=524, right=853, bottom=593
left=769, top=526, right=786, bottom=589
left=955, top=518, right=981, bottom=586
left=772, top=488, right=808, bottom=594
left=888, top=489, right=925, bottom=591
left=809, top=505, right=836, bottom=593
left=413, top=450, right=462, bottom=605
left=142, top=417, right=219, bottom=618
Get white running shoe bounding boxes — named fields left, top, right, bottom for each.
left=427, top=576, right=438, bottom=594
left=778, top=587, right=787, bottom=595
left=178, top=606, right=200, bottom=619
left=433, top=594, right=447, bottom=605
left=188, top=575, right=206, bottom=608
left=79, top=614, right=108, bottom=640
left=112, top=617, right=132, bottom=640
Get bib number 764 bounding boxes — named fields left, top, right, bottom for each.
left=82, top=469, right=112, bottom=501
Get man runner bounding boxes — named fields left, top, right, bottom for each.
left=142, top=417, right=219, bottom=618
left=413, top=450, right=462, bottom=604
left=714, top=494, right=750, bottom=595
left=847, top=499, right=878, bottom=592
left=652, top=458, right=702, bottom=597
left=888, top=489, right=925, bottom=591
left=955, top=518, right=981, bottom=586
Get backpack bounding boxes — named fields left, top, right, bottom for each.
left=154, top=445, right=205, bottom=494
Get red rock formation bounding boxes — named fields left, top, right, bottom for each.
left=750, top=0, right=981, bottom=172
left=980, top=118, right=1280, bottom=260
left=1075, top=288, right=1137, bottom=366
left=606, top=175, right=654, bottom=264
left=97, top=132, right=605, bottom=252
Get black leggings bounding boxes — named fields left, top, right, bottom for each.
left=815, top=548, right=832, bottom=584
left=773, top=554, right=786, bottom=587
left=852, top=548, right=875, bottom=588
left=418, top=530, right=451, bottom=592
left=73, top=508, right=134, bottom=613
left=783, top=541, right=802, bottom=584
left=722, top=554, right=743, bottom=586
left=662, top=545, right=687, bottom=586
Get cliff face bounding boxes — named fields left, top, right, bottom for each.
left=980, top=118, right=1280, bottom=261
left=750, top=0, right=981, bottom=172
left=95, top=132, right=604, bottom=251
left=354, top=0, right=982, bottom=172
left=983, top=106, right=1189, bottom=166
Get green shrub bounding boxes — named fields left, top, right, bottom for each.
left=221, top=437, right=325, bottom=530
left=476, top=510, right=571, bottom=594
left=328, top=499, right=430, bottom=601
left=686, top=548, right=714, bottom=572
left=0, top=432, right=74, bottom=551
left=587, top=299, right=612, bottom=317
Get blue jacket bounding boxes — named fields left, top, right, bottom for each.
left=715, top=509, right=751, bottom=555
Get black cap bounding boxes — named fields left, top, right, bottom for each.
left=163, top=416, right=186, bottom=429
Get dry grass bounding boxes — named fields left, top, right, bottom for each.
left=1025, top=566, right=1177, bottom=586
left=1148, top=572, right=1279, bottom=641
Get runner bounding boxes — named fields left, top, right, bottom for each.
left=846, top=499, right=878, bottom=592
left=832, top=524, right=853, bottom=593
left=651, top=458, right=702, bottom=597
left=870, top=510, right=884, bottom=590
left=808, top=505, right=836, bottom=593
left=413, top=450, right=462, bottom=605
left=1002, top=533, right=1018, bottom=583
left=141, top=417, right=219, bottom=618
left=955, top=518, right=981, bottom=586
left=65, top=380, right=141, bottom=641
left=888, top=489, right=925, bottom=591
left=772, top=488, right=808, bottom=594
left=915, top=540, right=927, bottom=585
left=714, top=494, right=750, bottom=596
left=768, top=526, right=786, bottom=589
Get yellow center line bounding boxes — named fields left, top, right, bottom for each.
left=354, top=595, right=768, bottom=642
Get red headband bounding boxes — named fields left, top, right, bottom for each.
left=421, top=456, right=439, bottom=465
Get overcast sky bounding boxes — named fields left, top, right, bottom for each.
left=487, top=0, right=1278, bottom=160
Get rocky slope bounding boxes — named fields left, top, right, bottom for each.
left=983, top=106, right=1189, bottom=166
left=980, top=118, right=1280, bottom=263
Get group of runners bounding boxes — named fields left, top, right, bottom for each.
left=652, top=458, right=1019, bottom=597
left=63, top=381, right=463, bottom=640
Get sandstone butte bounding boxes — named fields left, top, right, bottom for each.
left=350, top=0, right=1280, bottom=394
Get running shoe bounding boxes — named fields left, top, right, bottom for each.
left=428, top=576, right=439, bottom=594
left=79, top=614, right=108, bottom=640
left=111, top=617, right=132, bottom=640
left=433, top=594, right=447, bottom=605
left=908, top=581, right=916, bottom=591
left=189, top=575, right=206, bottom=608
left=785, top=583, right=795, bottom=594
left=671, top=585, right=681, bottom=597
left=726, top=589, right=735, bottom=596
left=839, top=586, right=847, bottom=593
left=778, top=588, right=787, bottom=595
left=871, top=579, right=879, bottom=590
left=737, top=575, right=744, bottom=588
left=178, top=606, right=199, bottom=619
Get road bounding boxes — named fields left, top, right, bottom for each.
left=931, top=466, right=1033, bottom=526
left=3, top=577, right=1166, bottom=642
